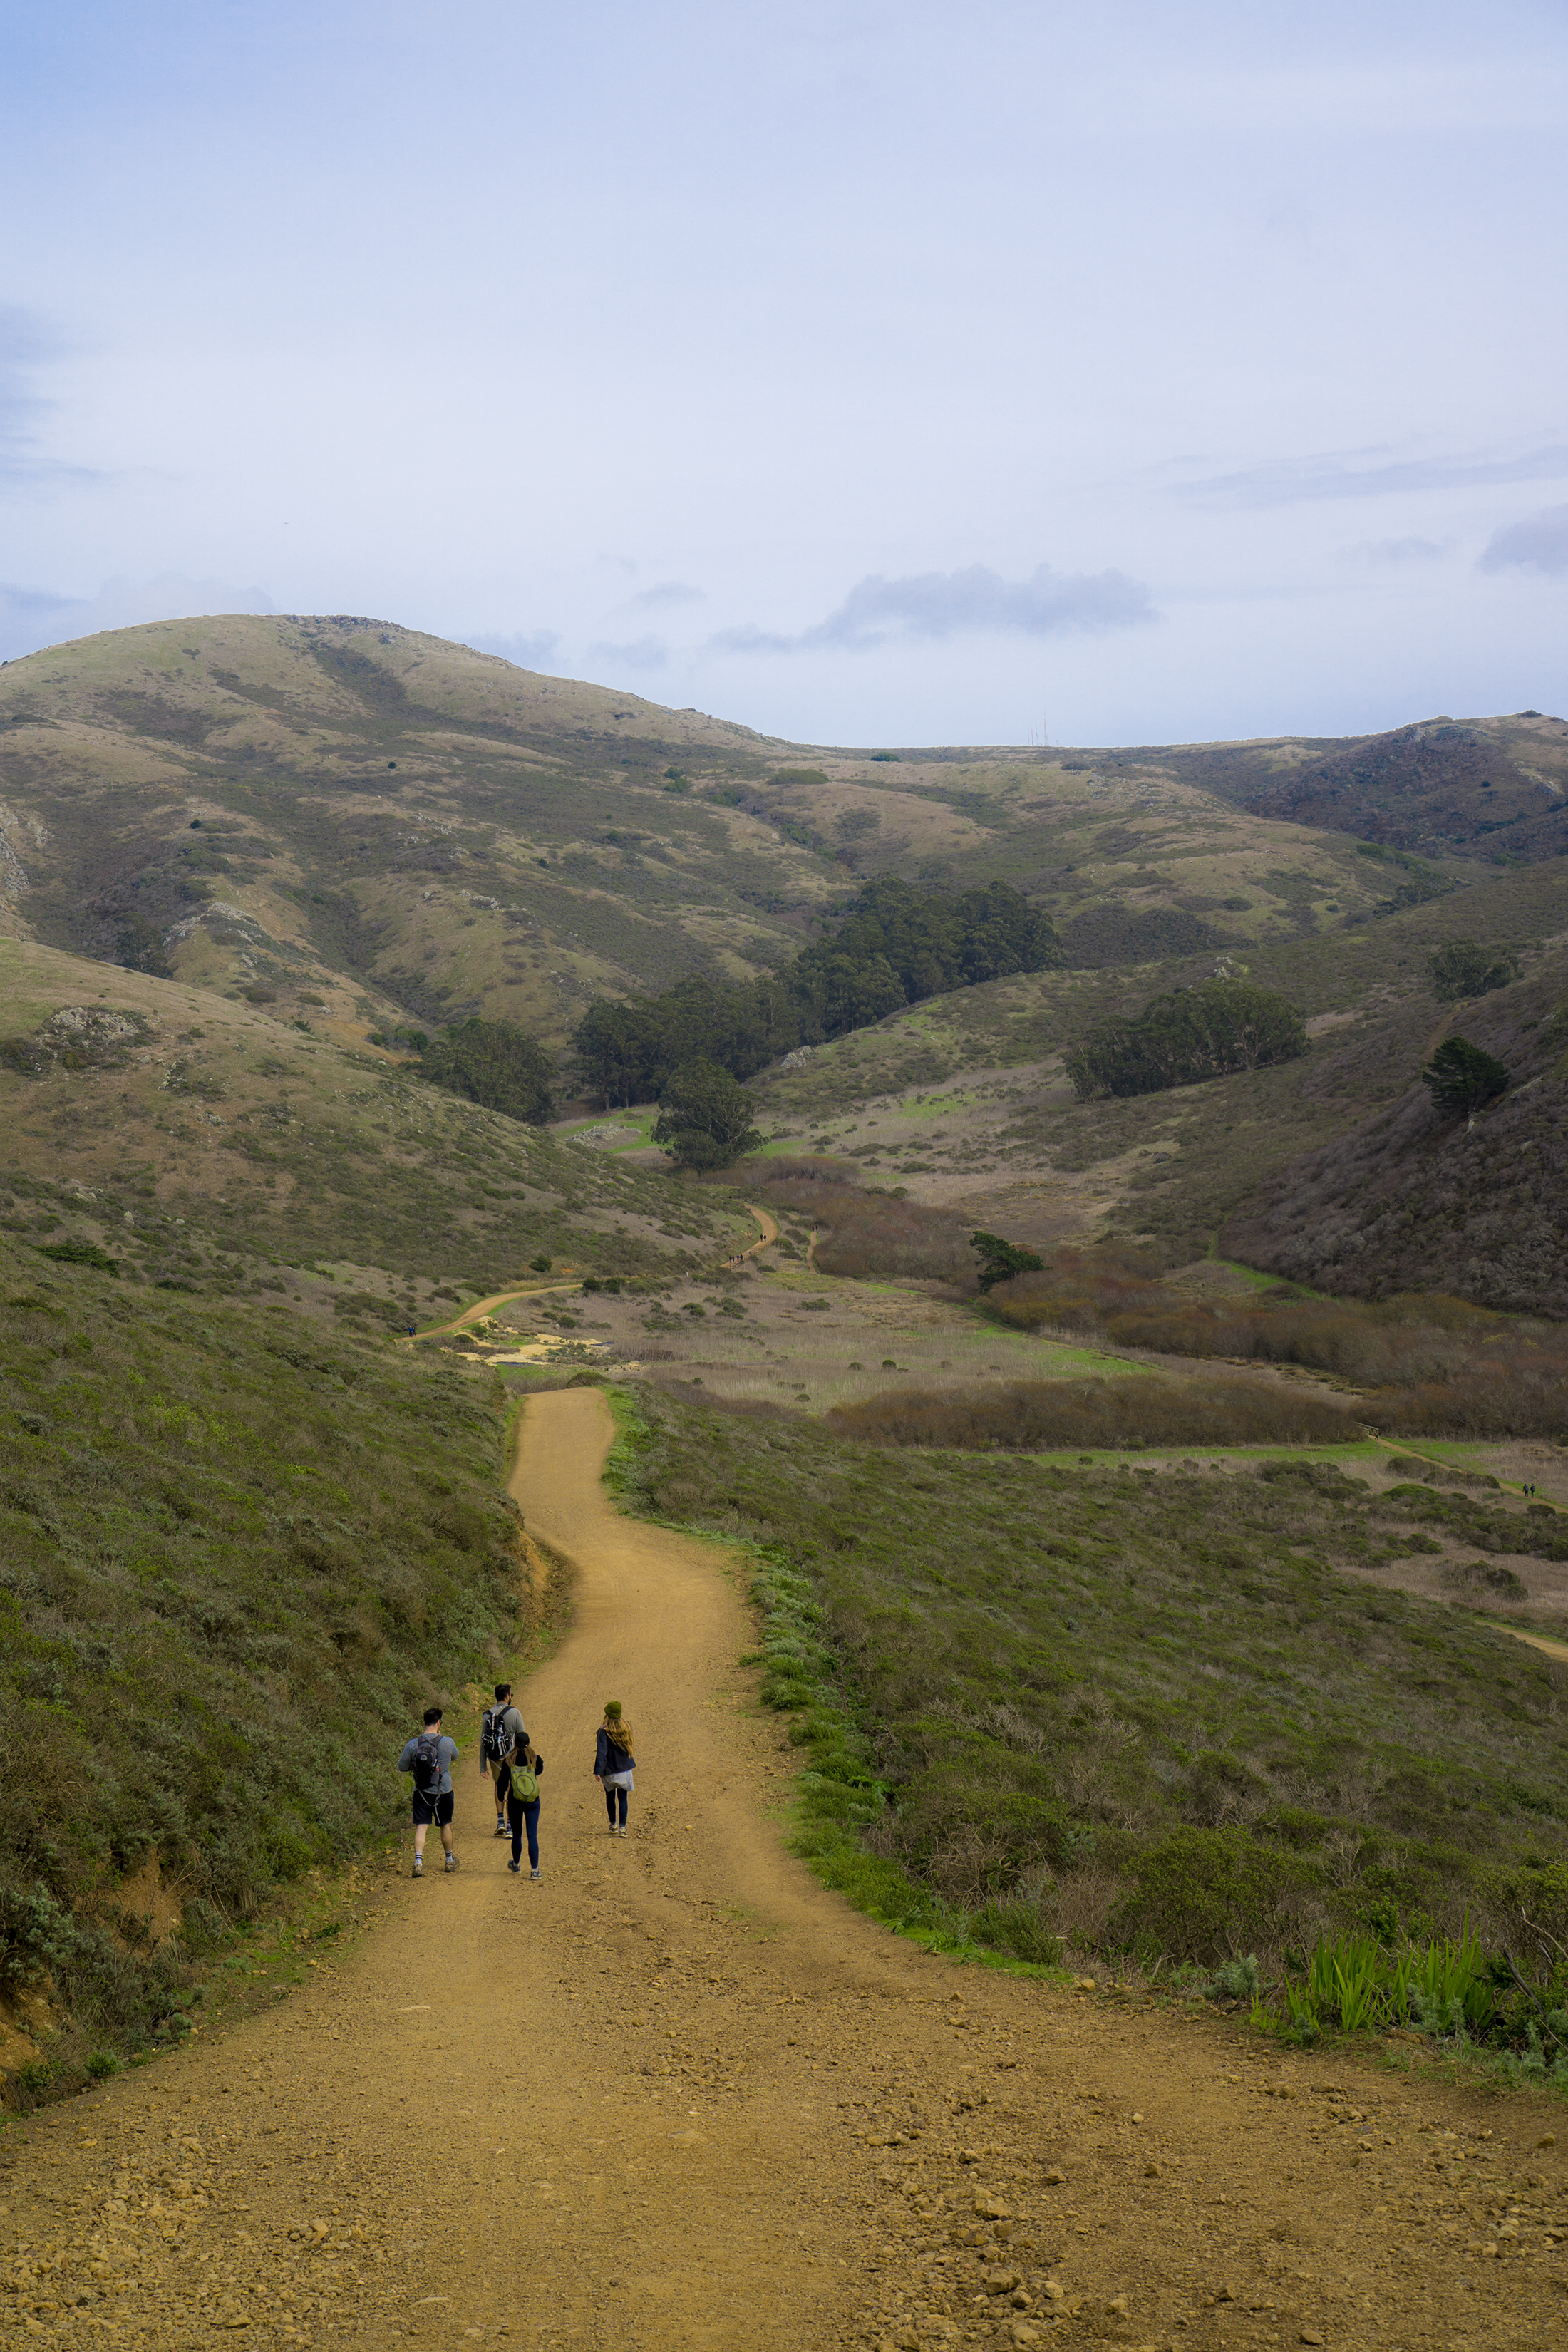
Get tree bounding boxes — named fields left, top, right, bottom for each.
left=1420, top=1036, right=1509, bottom=1128
left=654, top=1061, right=762, bottom=1170
left=971, top=1231, right=1044, bottom=1291
left=1428, top=940, right=1521, bottom=1002
left=418, top=1018, right=557, bottom=1124
left=1064, top=982, right=1307, bottom=1101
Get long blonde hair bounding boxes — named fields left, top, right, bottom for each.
left=602, top=1704, right=634, bottom=1755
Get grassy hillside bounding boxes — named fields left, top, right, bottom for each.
left=1227, top=951, right=1568, bottom=1315
left=746, top=861, right=1568, bottom=1274
left=0, top=1237, right=522, bottom=2084
left=0, top=938, right=753, bottom=1319
left=614, top=1390, right=1568, bottom=1978
left=1217, top=712, right=1568, bottom=863
left=0, top=616, right=1489, bottom=1061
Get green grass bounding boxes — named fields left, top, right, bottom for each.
left=608, top=1391, right=1568, bottom=1982
left=0, top=1237, right=525, bottom=2094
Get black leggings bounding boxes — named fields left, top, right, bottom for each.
left=604, top=1781, right=628, bottom=1827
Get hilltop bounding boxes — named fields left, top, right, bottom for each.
left=2, top=617, right=1523, bottom=1053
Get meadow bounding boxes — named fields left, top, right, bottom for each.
left=613, top=1389, right=1568, bottom=2038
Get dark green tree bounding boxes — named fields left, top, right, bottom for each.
left=1064, top=981, right=1307, bottom=1100
left=971, top=1231, right=1045, bottom=1291
left=654, top=1060, right=762, bottom=1170
left=418, top=1018, right=557, bottom=1124
left=1428, top=941, right=1522, bottom=1002
left=1420, top=1036, right=1509, bottom=1127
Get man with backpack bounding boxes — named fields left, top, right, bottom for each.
left=398, top=1705, right=460, bottom=1878
left=479, top=1683, right=528, bottom=1838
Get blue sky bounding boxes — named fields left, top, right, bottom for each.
left=2, top=0, right=1565, bottom=746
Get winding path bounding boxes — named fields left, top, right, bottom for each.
left=3, top=1393, right=1563, bottom=2349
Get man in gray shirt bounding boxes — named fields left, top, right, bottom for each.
left=398, top=1705, right=460, bottom=1878
left=479, top=1682, right=528, bottom=1838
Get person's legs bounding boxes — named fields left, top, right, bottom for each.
left=510, top=1804, right=524, bottom=1867
left=438, top=1792, right=457, bottom=1868
left=615, top=1785, right=629, bottom=1830
left=413, top=1821, right=428, bottom=1861
left=524, top=1801, right=540, bottom=1871
left=604, top=1783, right=618, bottom=1827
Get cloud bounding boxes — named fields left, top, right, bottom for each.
left=589, top=633, right=669, bottom=669
left=1477, top=505, right=1568, bottom=579
left=0, top=573, right=274, bottom=663
left=1172, top=445, right=1568, bottom=510
left=708, top=562, right=1157, bottom=656
left=0, top=305, right=103, bottom=490
left=465, top=627, right=563, bottom=669
left=1342, top=535, right=1453, bottom=566
left=626, top=580, right=704, bottom=611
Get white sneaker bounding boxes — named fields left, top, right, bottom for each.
left=617, top=1825, right=627, bottom=1838
left=530, top=1867, right=540, bottom=1882
left=445, top=1851, right=459, bottom=1873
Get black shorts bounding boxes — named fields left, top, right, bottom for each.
left=411, top=1789, right=455, bottom=1828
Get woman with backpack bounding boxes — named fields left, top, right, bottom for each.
left=594, top=1701, right=636, bottom=1837
left=500, top=1736, right=545, bottom=1880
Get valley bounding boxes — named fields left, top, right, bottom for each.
left=1, top=617, right=1566, bottom=2346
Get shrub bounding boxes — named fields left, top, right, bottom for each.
left=1108, top=1827, right=1326, bottom=1966
left=1429, top=941, right=1521, bottom=1001
left=34, top=1240, right=119, bottom=1276
left=825, top=1374, right=1361, bottom=1450
left=971, top=1231, right=1044, bottom=1291
left=1065, top=980, right=1307, bottom=1100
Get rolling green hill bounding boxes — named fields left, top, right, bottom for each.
left=0, top=617, right=1488, bottom=1062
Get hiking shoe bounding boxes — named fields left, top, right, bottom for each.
left=412, top=1860, right=423, bottom=1878
left=530, top=1867, right=540, bottom=1882
left=445, top=1851, right=459, bottom=1873
left=507, top=1858, right=520, bottom=1874
left=617, top=1825, right=627, bottom=1838
left=494, top=1817, right=507, bottom=1837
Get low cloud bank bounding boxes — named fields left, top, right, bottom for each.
left=710, top=559, right=1157, bottom=656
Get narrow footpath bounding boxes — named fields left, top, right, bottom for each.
left=1, top=1392, right=1564, bottom=2351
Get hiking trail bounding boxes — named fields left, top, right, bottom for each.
left=2, top=1390, right=1563, bottom=2349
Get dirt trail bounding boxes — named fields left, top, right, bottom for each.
left=4, top=1393, right=1565, bottom=2351
left=417, top=1206, right=775, bottom=1340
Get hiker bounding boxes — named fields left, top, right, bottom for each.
left=500, top=1734, right=546, bottom=1879
left=594, top=1701, right=636, bottom=1837
left=398, top=1705, right=460, bottom=1878
left=480, top=1683, right=529, bottom=1837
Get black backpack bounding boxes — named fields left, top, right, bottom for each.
left=480, top=1707, right=515, bottom=1766
left=412, top=1731, right=444, bottom=1797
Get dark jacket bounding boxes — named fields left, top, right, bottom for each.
left=595, top=1727, right=634, bottom=1776
left=499, top=1745, right=545, bottom=1814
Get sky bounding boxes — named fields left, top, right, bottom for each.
left=1, top=0, right=1566, bottom=748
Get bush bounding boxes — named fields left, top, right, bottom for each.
left=1108, top=1827, right=1325, bottom=1966
left=1429, top=941, right=1521, bottom=1001
left=825, top=1374, right=1361, bottom=1450
left=971, top=1231, right=1044, bottom=1291
left=1065, top=981, right=1306, bottom=1100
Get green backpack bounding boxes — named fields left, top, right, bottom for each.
left=508, top=1759, right=539, bottom=1805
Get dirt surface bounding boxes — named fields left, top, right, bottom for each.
left=4, top=1391, right=1566, bottom=2350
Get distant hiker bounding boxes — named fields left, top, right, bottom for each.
left=500, top=1735, right=546, bottom=1879
left=480, top=1683, right=528, bottom=1837
left=398, top=1705, right=460, bottom=1878
left=594, top=1701, right=636, bottom=1837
